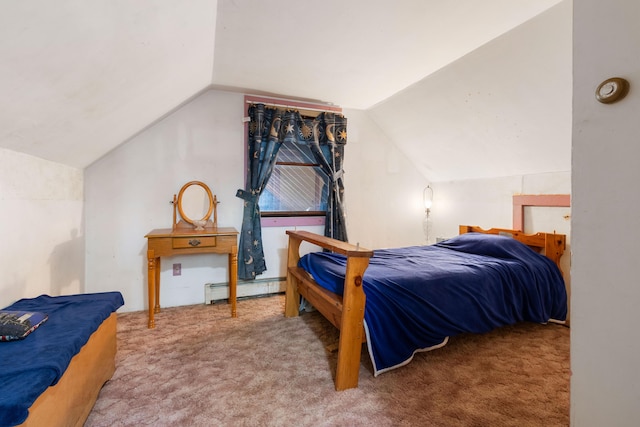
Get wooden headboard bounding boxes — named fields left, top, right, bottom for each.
left=460, top=223, right=570, bottom=327
left=459, top=225, right=566, bottom=267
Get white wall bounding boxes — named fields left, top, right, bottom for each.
left=85, top=90, right=246, bottom=312
left=343, top=108, right=429, bottom=250
left=572, top=1, right=640, bottom=425
left=431, top=172, right=571, bottom=240
left=83, top=90, right=431, bottom=312
left=0, top=148, right=84, bottom=308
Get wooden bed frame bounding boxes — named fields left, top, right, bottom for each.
left=16, top=313, right=117, bottom=427
left=284, top=225, right=566, bottom=391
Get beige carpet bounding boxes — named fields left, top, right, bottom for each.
left=85, top=294, right=569, bottom=426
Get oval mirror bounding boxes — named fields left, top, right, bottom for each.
left=177, top=181, right=214, bottom=226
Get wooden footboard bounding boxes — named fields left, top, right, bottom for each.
left=285, top=230, right=373, bottom=391
left=18, top=313, right=118, bottom=427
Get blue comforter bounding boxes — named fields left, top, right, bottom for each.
left=0, top=292, right=124, bottom=427
left=298, top=233, right=567, bottom=376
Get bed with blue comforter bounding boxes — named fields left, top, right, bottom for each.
left=285, top=226, right=567, bottom=389
left=0, top=292, right=124, bottom=427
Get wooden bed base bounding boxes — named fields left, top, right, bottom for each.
left=17, top=313, right=118, bottom=427
left=284, top=226, right=566, bottom=391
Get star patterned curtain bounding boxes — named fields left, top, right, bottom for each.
left=236, top=104, right=348, bottom=280
left=311, top=112, right=348, bottom=242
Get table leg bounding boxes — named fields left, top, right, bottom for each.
left=154, top=257, right=161, bottom=314
left=147, top=249, right=156, bottom=328
left=229, top=248, right=238, bottom=317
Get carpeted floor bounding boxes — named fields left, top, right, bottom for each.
left=85, top=294, right=569, bottom=426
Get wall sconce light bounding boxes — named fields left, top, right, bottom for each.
left=423, top=185, right=433, bottom=212
left=423, top=185, right=433, bottom=244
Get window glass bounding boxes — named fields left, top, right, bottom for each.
left=259, top=137, right=328, bottom=216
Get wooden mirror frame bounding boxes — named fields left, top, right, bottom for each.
left=174, top=181, right=216, bottom=229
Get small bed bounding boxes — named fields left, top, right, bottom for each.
left=284, top=225, right=567, bottom=390
left=0, top=292, right=124, bottom=427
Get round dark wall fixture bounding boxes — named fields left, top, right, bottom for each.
left=595, top=77, right=630, bottom=104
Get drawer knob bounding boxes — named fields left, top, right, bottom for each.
left=188, top=239, right=201, bottom=247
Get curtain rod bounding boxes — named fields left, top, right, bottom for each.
left=245, top=99, right=342, bottom=114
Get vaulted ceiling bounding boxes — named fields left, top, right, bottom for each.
left=0, top=0, right=566, bottom=179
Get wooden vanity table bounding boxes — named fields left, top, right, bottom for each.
left=145, top=181, right=239, bottom=328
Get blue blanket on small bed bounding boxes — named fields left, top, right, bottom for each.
left=0, top=292, right=124, bottom=427
left=298, top=233, right=567, bottom=376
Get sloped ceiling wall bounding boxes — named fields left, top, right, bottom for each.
left=0, top=0, right=218, bottom=168
left=369, top=1, right=572, bottom=182
left=211, top=0, right=563, bottom=110
left=0, top=0, right=567, bottom=180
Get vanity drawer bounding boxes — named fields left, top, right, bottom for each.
left=172, top=236, right=217, bottom=249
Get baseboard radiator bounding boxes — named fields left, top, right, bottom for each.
left=205, top=277, right=286, bottom=304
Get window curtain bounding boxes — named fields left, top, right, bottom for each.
left=236, top=104, right=348, bottom=280
left=236, top=104, right=300, bottom=280
left=311, top=112, right=348, bottom=242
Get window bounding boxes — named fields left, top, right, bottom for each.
left=244, top=96, right=343, bottom=227
left=259, top=117, right=328, bottom=217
